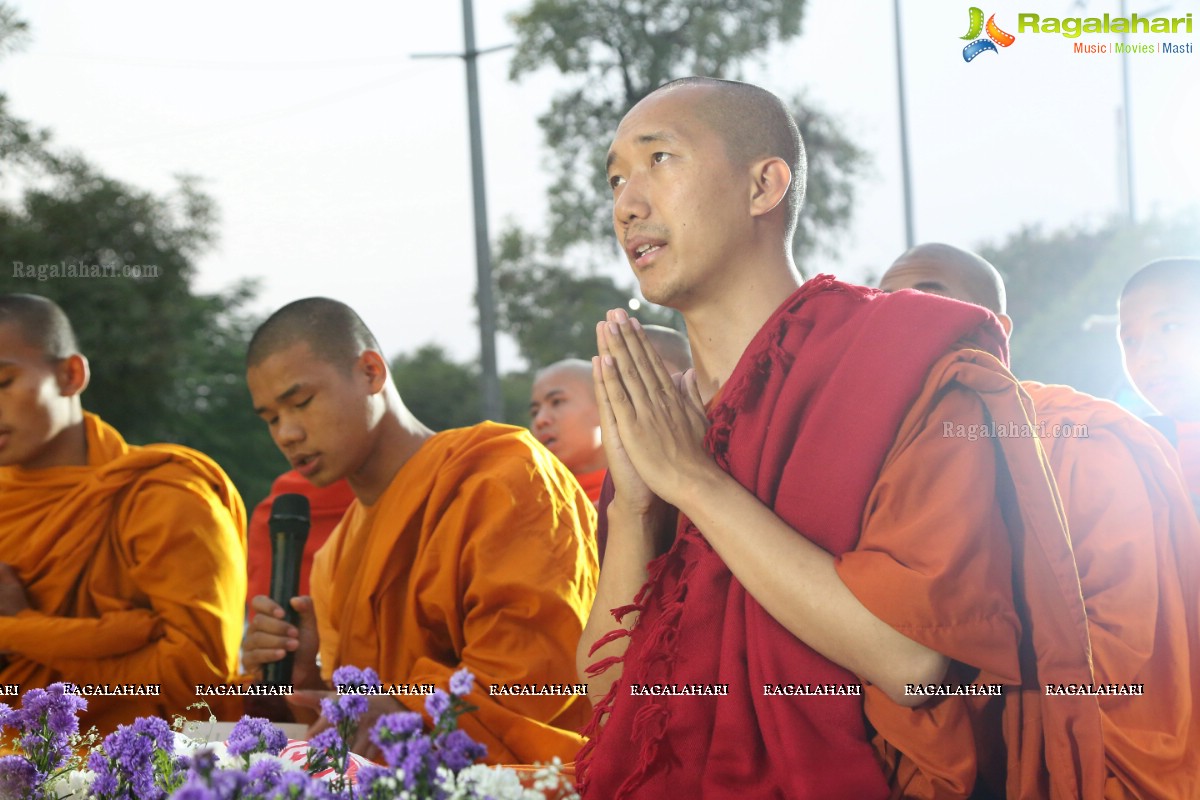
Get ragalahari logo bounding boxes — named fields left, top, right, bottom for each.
left=962, top=7, right=1016, bottom=61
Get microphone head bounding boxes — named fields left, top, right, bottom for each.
left=269, top=493, right=311, bottom=538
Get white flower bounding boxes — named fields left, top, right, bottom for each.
left=46, top=769, right=94, bottom=799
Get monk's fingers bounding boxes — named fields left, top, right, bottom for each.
left=684, top=369, right=707, bottom=418
left=250, top=594, right=287, bottom=618
left=246, top=611, right=298, bottom=640
left=603, top=320, right=654, bottom=406
left=288, top=689, right=331, bottom=711
left=621, top=317, right=675, bottom=393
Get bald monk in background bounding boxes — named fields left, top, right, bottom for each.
left=882, top=244, right=1200, bottom=799
left=0, top=293, right=247, bottom=731
left=241, top=298, right=597, bottom=765
left=1119, top=258, right=1200, bottom=506
left=530, top=359, right=607, bottom=503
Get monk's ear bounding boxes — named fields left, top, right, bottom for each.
left=54, top=354, right=89, bottom=398
left=357, top=350, right=390, bottom=395
left=998, top=313, right=1013, bottom=337
left=748, top=156, right=791, bottom=220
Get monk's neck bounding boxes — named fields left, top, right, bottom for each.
left=683, top=269, right=802, bottom=403
left=347, top=407, right=435, bottom=507
left=17, top=416, right=88, bottom=471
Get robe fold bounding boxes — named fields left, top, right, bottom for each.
left=246, top=470, right=355, bottom=605
left=310, top=422, right=598, bottom=765
left=1020, top=382, right=1200, bottom=799
left=573, top=468, right=606, bottom=506
left=0, top=413, right=248, bottom=730
left=577, top=276, right=1103, bottom=799
left=1176, top=420, right=1200, bottom=509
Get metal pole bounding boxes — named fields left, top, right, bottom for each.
left=460, top=0, right=502, bottom=419
left=1118, top=0, right=1136, bottom=222
left=892, top=0, right=916, bottom=248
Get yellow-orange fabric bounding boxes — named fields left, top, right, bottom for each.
left=1023, top=382, right=1200, bottom=799
left=0, top=412, right=247, bottom=731
left=310, top=422, right=598, bottom=765
left=836, top=353, right=1106, bottom=800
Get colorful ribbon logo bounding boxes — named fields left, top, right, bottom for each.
left=962, top=7, right=1016, bottom=61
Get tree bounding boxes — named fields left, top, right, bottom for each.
left=977, top=211, right=1200, bottom=398
left=0, top=5, right=279, bottom=503
left=391, top=344, right=483, bottom=432
left=507, top=0, right=869, bottom=264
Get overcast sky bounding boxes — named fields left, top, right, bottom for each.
left=3, top=0, right=1197, bottom=369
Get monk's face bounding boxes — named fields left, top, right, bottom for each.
left=529, top=368, right=604, bottom=474
left=248, top=341, right=385, bottom=486
left=606, top=86, right=749, bottom=310
left=1119, top=283, right=1200, bottom=421
left=0, top=323, right=80, bottom=469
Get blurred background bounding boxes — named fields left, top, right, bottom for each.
left=1, top=0, right=1196, bottom=503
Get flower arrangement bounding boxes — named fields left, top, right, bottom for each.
left=0, top=668, right=577, bottom=800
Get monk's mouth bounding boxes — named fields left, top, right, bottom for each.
left=294, top=453, right=321, bottom=477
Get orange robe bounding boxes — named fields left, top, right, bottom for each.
left=0, top=413, right=247, bottom=731
left=1023, top=382, right=1200, bottom=799
left=310, top=422, right=598, bottom=765
left=573, top=468, right=606, bottom=506
left=835, top=352, right=1106, bottom=799
left=1177, top=420, right=1200, bottom=507
left=246, top=470, right=355, bottom=606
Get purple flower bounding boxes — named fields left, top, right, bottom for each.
left=225, top=716, right=289, bottom=758
left=424, top=689, right=451, bottom=723
left=319, top=693, right=367, bottom=726
left=170, top=782, right=220, bottom=800
left=330, top=665, right=379, bottom=689
left=371, top=711, right=423, bottom=743
left=448, top=668, right=474, bottom=698
left=0, top=755, right=38, bottom=799
left=307, top=727, right=343, bottom=756
left=89, top=716, right=176, bottom=800
left=436, top=728, right=487, bottom=772
left=7, top=682, right=87, bottom=775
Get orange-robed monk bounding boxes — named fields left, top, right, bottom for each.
left=530, top=359, right=607, bottom=504
left=882, top=244, right=1200, bottom=799
left=0, top=293, right=248, bottom=731
left=241, top=298, right=598, bottom=765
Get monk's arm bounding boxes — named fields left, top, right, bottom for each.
left=576, top=500, right=674, bottom=702
left=46, top=481, right=246, bottom=706
left=0, top=609, right=161, bottom=660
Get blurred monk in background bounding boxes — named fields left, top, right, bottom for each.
left=882, top=243, right=1200, bottom=799
left=0, top=293, right=247, bottom=731
left=1119, top=257, right=1200, bottom=508
left=530, top=359, right=607, bottom=504
left=241, top=297, right=597, bottom=765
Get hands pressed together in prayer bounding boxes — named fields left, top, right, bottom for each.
left=593, top=308, right=715, bottom=516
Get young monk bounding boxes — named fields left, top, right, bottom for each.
left=577, top=78, right=1103, bottom=799
left=245, top=469, right=355, bottom=609
left=0, top=293, right=247, bottom=731
left=882, top=243, right=1200, bottom=799
left=530, top=359, right=607, bottom=503
left=1119, top=257, right=1200, bottom=505
left=241, top=298, right=598, bottom=765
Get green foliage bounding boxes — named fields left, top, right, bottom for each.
left=391, top=344, right=483, bottom=432
left=492, top=225, right=677, bottom=368
left=0, top=7, right=278, bottom=504
left=977, top=211, right=1200, bottom=397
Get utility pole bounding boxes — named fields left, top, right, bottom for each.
left=414, top=0, right=510, bottom=420
left=892, top=0, right=916, bottom=248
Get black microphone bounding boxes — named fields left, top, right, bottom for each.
left=262, top=493, right=310, bottom=687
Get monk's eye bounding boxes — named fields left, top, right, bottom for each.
left=1162, top=322, right=1182, bottom=334
left=608, top=174, right=625, bottom=190
left=0, top=378, right=12, bottom=389
left=296, top=395, right=314, bottom=409
left=651, top=152, right=671, bottom=165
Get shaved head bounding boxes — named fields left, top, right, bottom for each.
left=247, top=297, right=382, bottom=372
left=880, top=243, right=1007, bottom=316
left=0, top=293, right=80, bottom=360
left=654, top=77, right=806, bottom=240
left=1121, top=258, right=1200, bottom=303
left=536, top=358, right=593, bottom=385
left=642, top=324, right=692, bottom=374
